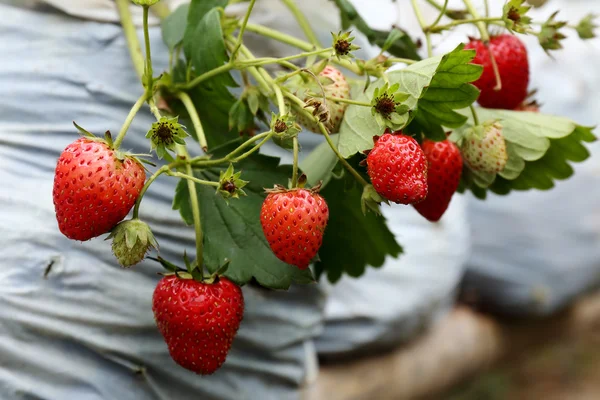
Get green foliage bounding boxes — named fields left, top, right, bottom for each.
left=161, top=4, right=189, bottom=50
left=331, top=0, right=420, bottom=60
left=314, top=169, right=403, bottom=283
left=337, top=45, right=481, bottom=157
left=172, top=147, right=314, bottom=289
left=454, top=108, right=596, bottom=198
left=184, top=8, right=236, bottom=88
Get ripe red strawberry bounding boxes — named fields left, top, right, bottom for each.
left=461, top=121, right=507, bottom=173
left=53, top=138, right=145, bottom=241
left=465, top=34, right=529, bottom=110
left=366, top=131, right=428, bottom=204
left=413, top=140, right=463, bottom=222
left=152, top=275, right=244, bottom=375
left=260, top=187, right=329, bottom=269
left=296, top=65, right=350, bottom=133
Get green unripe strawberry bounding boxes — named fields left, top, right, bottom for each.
left=461, top=121, right=508, bottom=173
left=108, top=219, right=158, bottom=267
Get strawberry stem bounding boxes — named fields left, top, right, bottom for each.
left=410, top=0, right=434, bottom=57
left=291, top=137, right=300, bottom=188
left=242, top=23, right=363, bottom=75
left=115, top=0, right=144, bottom=80
left=114, top=92, right=147, bottom=149
left=427, top=17, right=504, bottom=33
left=229, top=0, right=257, bottom=62
left=167, top=171, right=220, bottom=187
left=142, top=6, right=153, bottom=92
left=133, top=165, right=171, bottom=219
left=176, top=91, right=208, bottom=152
left=280, top=0, right=321, bottom=47
left=461, top=0, right=502, bottom=91
left=469, top=104, right=480, bottom=126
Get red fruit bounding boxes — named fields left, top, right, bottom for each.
left=152, top=275, right=244, bottom=375
left=465, top=34, right=529, bottom=110
left=366, top=131, right=428, bottom=204
left=413, top=140, right=463, bottom=222
left=260, top=188, right=329, bottom=269
left=53, top=138, right=145, bottom=241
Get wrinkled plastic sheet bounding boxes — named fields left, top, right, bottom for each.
left=463, top=1, right=600, bottom=316
left=0, top=2, right=470, bottom=399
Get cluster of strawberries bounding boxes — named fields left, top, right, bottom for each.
left=50, top=33, right=530, bottom=376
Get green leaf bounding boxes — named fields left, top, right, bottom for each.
left=456, top=108, right=596, bottom=196
left=184, top=8, right=236, bottom=89
left=173, top=148, right=314, bottom=289
left=315, top=173, right=402, bottom=283
left=338, top=45, right=481, bottom=157
left=161, top=4, right=190, bottom=50
left=331, top=0, right=420, bottom=60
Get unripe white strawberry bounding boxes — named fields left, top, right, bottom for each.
left=461, top=121, right=508, bottom=173
left=108, top=219, right=158, bottom=267
left=295, top=66, right=350, bottom=134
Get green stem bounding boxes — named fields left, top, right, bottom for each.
left=430, top=0, right=449, bottom=29
left=142, top=6, right=153, bottom=90
left=191, top=131, right=271, bottom=167
left=286, top=91, right=368, bottom=187
left=423, top=0, right=467, bottom=19
left=114, top=92, right=147, bottom=149
left=174, top=145, right=205, bottom=275
left=132, top=165, right=170, bottom=218
left=185, top=162, right=204, bottom=273
left=319, top=95, right=371, bottom=107
left=280, top=0, right=321, bottom=47
left=461, top=0, right=490, bottom=42
left=167, top=171, right=220, bottom=187
left=224, top=38, right=272, bottom=95
left=230, top=0, right=257, bottom=61
left=469, top=104, right=480, bottom=126
left=461, top=0, right=501, bottom=90
left=179, top=62, right=235, bottom=90
left=243, top=23, right=362, bottom=75
left=274, top=85, right=286, bottom=113
left=428, top=17, right=504, bottom=32
left=387, top=57, right=417, bottom=65
left=274, top=68, right=305, bottom=83
left=231, top=131, right=275, bottom=162
left=116, top=0, right=144, bottom=80
left=411, top=0, right=434, bottom=57
left=149, top=102, right=162, bottom=120
left=243, top=48, right=332, bottom=68
left=291, top=137, right=299, bottom=187
left=176, top=91, right=208, bottom=152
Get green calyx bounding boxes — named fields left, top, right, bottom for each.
left=371, top=83, right=410, bottom=129
left=361, top=184, right=388, bottom=215
left=270, top=113, right=302, bottom=149
left=217, top=164, right=249, bottom=202
left=503, top=0, right=532, bottom=33
left=146, top=116, right=188, bottom=159
left=331, top=31, right=361, bottom=60
left=538, top=12, right=568, bottom=52
left=576, top=14, right=598, bottom=39
left=108, top=219, right=158, bottom=268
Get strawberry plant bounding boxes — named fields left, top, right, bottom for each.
left=53, top=0, right=597, bottom=374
